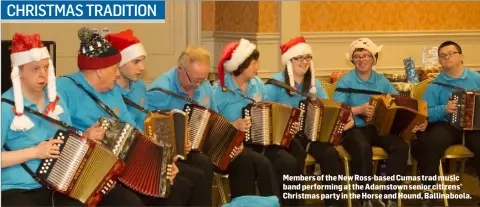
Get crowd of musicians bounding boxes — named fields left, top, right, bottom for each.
left=2, top=26, right=480, bottom=207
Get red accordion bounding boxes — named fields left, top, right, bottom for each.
left=450, top=89, right=480, bottom=130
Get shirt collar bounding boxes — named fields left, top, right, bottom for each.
left=23, top=87, right=50, bottom=111
left=354, top=70, right=375, bottom=84
left=442, top=67, right=467, bottom=81
left=225, top=73, right=257, bottom=93
left=115, top=80, right=136, bottom=96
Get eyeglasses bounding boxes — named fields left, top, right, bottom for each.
left=353, top=55, right=372, bottom=61
left=182, top=66, right=207, bottom=85
left=439, top=52, right=460, bottom=59
left=292, top=55, right=313, bottom=62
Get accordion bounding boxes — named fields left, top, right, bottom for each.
left=145, top=110, right=188, bottom=160
left=99, top=117, right=173, bottom=198
left=450, top=90, right=480, bottom=130
left=299, top=99, right=351, bottom=145
left=183, top=104, right=245, bottom=171
left=36, top=130, right=125, bottom=207
left=366, top=94, right=428, bottom=140
left=242, top=101, right=301, bottom=148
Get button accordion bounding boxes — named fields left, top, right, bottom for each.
left=450, top=89, right=480, bottom=130
left=146, top=110, right=189, bottom=160
left=183, top=104, right=245, bottom=171
left=242, top=101, right=301, bottom=148
left=36, top=130, right=125, bottom=207
left=299, top=99, right=351, bottom=145
left=366, top=94, right=428, bottom=140
left=99, top=117, right=173, bottom=198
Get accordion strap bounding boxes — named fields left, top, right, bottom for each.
left=1, top=98, right=78, bottom=132
left=432, top=82, right=465, bottom=90
left=3, top=144, right=44, bottom=185
left=222, top=87, right=256, bottom=103
left=122, top=96, right=150, bottom=114
left=62, top=76, right=120, bottom=120
left=265, top=78, right=313, bottom=99
left=335, top=87, right=384, bottom=95
left=149, top=87, right=199, bottom=105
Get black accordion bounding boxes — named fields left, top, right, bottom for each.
left=36, top=130, right=125, bottom=206
left=99, top=117, right=173, bottom=198
left=299, top=99, right=351, bottom=145
left=242, top=101, right=300, bottom=148
left=183, top=104, right=245, bottom=171
left=450, top=90, right=480, bottom=130
left=145, top=110, right=188, bottom=160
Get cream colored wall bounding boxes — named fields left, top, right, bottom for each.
left=1, top=2, right=196, bottom=85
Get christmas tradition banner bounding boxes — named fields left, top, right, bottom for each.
left=1, top=0, right=166, bottom=22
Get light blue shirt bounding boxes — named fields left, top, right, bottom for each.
left=333, top=69, right=398, bottom=127
left=213, top=73, right=264, bottom=122
left=115, top=79, right=148, bottom=131
left=1, top=88, right=72, bottom=191
left=146, top=67, right=215, bottom=111
left=56, top=72, right=137, bottom=131
left=423, top=67, right=480, bottom=123
left=263, top=71, right=328, bottom=108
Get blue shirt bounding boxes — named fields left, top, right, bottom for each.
left=115, top=79, right=148, bottom=131
left=1, top=88, right=72, bottom=191
left=56, top=72, right=137, bottom=131
left=333, top=69, right=398, bottom=127
left=423, top=67, right=480, bottom=123
left=146, top=67, right=215, bottom=111
left=213, top=73, right=264, bottom=122
left=263, top=71, right=328, bottom=108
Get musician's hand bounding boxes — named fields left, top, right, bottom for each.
left=232, top=117, right=251, bottom=132
left=364, top=103, right=375, bottom=119
left=84, top=121, right=105, bottom=143
left=185, top=139, right=192, bottom=155
left=167, top=162, right=179, bottom=185
left=233, top=143, right=244, bottom=158
left=412, top=121, right=428, bottom=133
left=445, top=100, right=457, bottom=114
left=35, top=138, right=63, bottom=159
left=343, top=113, right=355, bottom=131
left=292, top=122, right=300, bottom=134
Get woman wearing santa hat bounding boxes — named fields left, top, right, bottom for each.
left=333, top=38, right=409, bottom=207
left=0, top=33, right=79, bottom=206
left=106, top=29, right=212, bottom=206
left=263, top=36, right=353, bottom=207
left=212, top=38, right=292, bottom=203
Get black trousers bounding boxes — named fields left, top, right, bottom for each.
left=177, top=151, right=214, bottom=206
left=342, top=125, right=409, bottom=197
left=2, top=187, right=82, bottom=206
left=288, top=134, right=345, bottom=206
left=218, top=147, right=278, bottom=199
left=53, top=184, right=144, bottom=206
left=412, top=121, right=480, bottom=186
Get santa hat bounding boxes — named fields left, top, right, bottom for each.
left=280, top=36, right=316, bottom=95
left=217, top=38, right=256, bottom=88
left=77, top=27, right=121, bottom=70
left=9, top=33, right=63, bottom=131
left=347, top=38, right=383, bottom=65
left=105, top=29, right=147, bottom=66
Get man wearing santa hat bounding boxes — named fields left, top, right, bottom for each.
left=0, top=32, right=81, bottom=206
left=212, top=38, right=280, bottom=200
left=264, top=36, right=353, bottom=207
left=105, top=29, right=210, bottom=206
left=333, top=38, right=410, bottom=207
left=55, top=27, right=180, bottom=206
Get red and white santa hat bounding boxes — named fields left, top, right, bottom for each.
left=104, top=29, right=147, bottom=66
left=10, top=33, right=63, bottom=131
left=217, top=38, right=256, bottom=88
left=280, top=36, right=316, bottom=95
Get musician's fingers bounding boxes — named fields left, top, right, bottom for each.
left=50, top=139, right=64, bottom=145
left=50, top=149, right=61, bottom=155
left=49, top=154, right=60, bottom=159
left=92, top=121, right=100, bottom=127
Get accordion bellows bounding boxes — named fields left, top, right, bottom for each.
left=184, top=104, right=245, bottom=171
left=299, top=99, right=351, bottom=145
left=99, top=117, right=173, bottom=198
left=367, top=94, right=428, bottom=140
left=36, top=130, right=125, bottom=207
left=242, top=101, right=301, bottom=148
left=450, top=90, right=480, bottom=130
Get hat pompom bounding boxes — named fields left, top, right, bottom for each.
left=10, top=113, right=34, bottom=131
left=78, top=27, right=93, bottom=42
